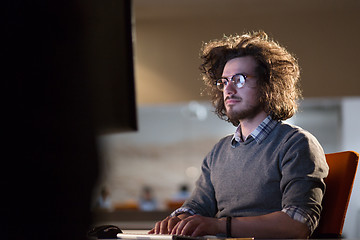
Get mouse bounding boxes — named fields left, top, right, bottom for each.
left=88, top=225, right=123, bottom=239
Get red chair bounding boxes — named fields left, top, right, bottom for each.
left=312, top=151, right=359, bottom=238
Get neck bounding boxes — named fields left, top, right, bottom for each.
left=239, top=111, right=268, bottom=139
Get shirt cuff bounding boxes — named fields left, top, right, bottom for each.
left=170, top=207, right=196, bottom=217
left=282, top=206, right=318, bottom=235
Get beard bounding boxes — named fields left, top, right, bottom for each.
left=226, top=98, right=264, bottom=123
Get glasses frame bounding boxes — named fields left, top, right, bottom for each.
left=214, top=73, right=253, bottom=91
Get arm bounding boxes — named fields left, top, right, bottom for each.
left=230, top=211, right=309, bottom=238
left=170, top=211, right=309, bottom=238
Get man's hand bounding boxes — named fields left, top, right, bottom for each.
left=171, top=215, right=225, bottom=237
left=148, top=213, right=190, bottom=235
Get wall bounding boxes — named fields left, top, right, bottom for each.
left=341, top=98, right=360, bottom=238
left=133, top=0, right=360, bottom=105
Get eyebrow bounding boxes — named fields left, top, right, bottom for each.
left=221, top=73, right=244, bottom=78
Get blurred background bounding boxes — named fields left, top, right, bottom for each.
left=92, top=0, right=360, bottom=238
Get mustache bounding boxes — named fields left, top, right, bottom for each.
left=225, top=95, right=242, bottom=101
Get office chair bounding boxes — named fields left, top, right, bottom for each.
left=312, top=151, right=359, bottom=238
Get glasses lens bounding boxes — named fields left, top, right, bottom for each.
left=216, top=78, right=227, bottom=90
left=216, top=74, right=246, bottom=91
left=232, top=74, right=245, bottom=88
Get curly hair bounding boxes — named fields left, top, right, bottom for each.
left=200, top=31, right=302, bottom=125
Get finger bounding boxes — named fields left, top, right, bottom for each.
left=179, top=216, right=204, bottom=236
left=155, top=219, right=166, bottom=235
left=167, top=216, right=181, bottom=233
left=179, top=220, right=196, bottom=236
left=174, top=219, right=190, bottom=235
left=148, top=228, right=155, bottom=234
left=159, top=216, right=171, bottom=234
left=153, top=221, right=161, bottom=234
left=170, top=221, right=181, bottom=235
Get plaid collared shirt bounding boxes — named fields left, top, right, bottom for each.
left=231, top=115, right=278, bottom=145
left=172, top=116, right=318, bottom=235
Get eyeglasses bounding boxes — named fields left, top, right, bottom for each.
left=214, top=73, right=254, bottom=91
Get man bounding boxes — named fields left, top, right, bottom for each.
left=150, top=31, right=329, bottom=238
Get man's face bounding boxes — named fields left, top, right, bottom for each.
left=222, top=56, right=263, bottom=122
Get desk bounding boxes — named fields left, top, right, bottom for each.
left=98, top=230, right=360, bottom=240
left=100, top=237, right=358, bottom=240
left=97, top=230, right=360, bottom=240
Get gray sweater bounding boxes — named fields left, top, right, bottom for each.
left=182, top=121, right=329, bottom=222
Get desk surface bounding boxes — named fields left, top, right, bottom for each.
left=100, top=238, right=360, bottom=240
left=99, top=230, right=360, bottom=240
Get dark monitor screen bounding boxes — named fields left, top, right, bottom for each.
left=83, top=0, right=138, bottom=134
left=4, top=0, right=137, bottom=238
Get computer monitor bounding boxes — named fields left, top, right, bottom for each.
left=4, top=0, right=137, bottom=239
left=84, top=0, right=138, bottom=134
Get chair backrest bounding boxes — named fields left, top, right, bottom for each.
left=312, top=151, right=359, bottom=238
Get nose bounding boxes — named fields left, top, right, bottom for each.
left=223, top=80, right=237, bottom=95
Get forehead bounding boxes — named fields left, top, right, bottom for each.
left=222, top=56, right=258, bottom=77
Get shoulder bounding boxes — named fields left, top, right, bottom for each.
left=275, top=122, right=327, bottom=166
left=275, top=121, right=320, bottom=144
left=267, top=121, right=324, bottom=158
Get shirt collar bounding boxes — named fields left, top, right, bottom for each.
left=231, top=115, right=279, bottom=145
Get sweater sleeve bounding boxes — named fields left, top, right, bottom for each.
left=279, top=128, right=329, bottom=229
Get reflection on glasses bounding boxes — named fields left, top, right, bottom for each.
left=214, top=73, right=254, bottom=91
